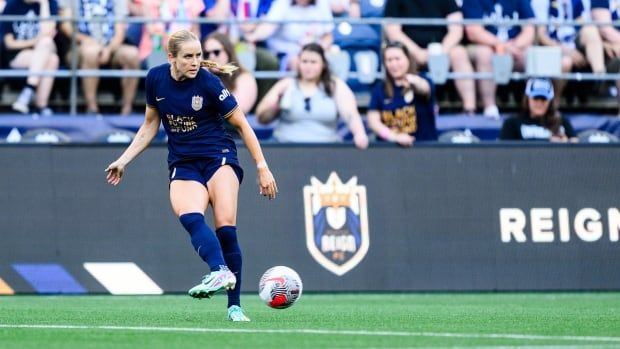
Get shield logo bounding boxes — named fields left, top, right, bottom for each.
left=303, top=172, right=369, bottom=276
left=191, top=95, right=203, bottom=111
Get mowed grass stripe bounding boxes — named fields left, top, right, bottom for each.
left=1, top=324, right=619, bottom=343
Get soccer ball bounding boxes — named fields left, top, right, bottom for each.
left=258, top=266, right=303, bottom=309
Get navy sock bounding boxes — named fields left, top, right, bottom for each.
left=216, top=225, right=242, bottom=307
left=179, top=213, right=226, bottom=271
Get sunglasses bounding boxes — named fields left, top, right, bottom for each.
left=304, top=97, right=311, bottom=112
left=204, top=49, right=222, bottom=58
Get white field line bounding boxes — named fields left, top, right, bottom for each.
left=0, top=324, right=619, bottom=343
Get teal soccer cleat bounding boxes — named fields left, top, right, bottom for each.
left=227, top=305, right=250, bottom=322
left=188, top=267, right=236, bottom=299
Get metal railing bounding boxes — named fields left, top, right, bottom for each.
left=2, top=14, right=620, bottom=114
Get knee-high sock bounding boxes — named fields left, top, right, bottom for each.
left=179, top=213, right=226, bottom=271
left=216, top=225, right=242, bottom=307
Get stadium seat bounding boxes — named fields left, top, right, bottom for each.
left=526, top=46, right=562, bottom=77
left=327, top=50, right=351, bottom=81
left=21, top=128, right=72, bottom=144
left=438, top=129, right=481, bottom=143
left=577, top=129, right=620, bottom=143
left=354, top=50, right=379, bottom=84
left=95, top=129, right=137, bottom=143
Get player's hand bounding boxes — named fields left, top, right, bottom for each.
left=257, top=167, right=278, bottom=200
left=105, top=160, right=126, bottom=186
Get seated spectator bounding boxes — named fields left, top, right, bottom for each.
left=532, top=0, right=605, bottom=109
left=204, top=32, right=257, bottom=113
left=384, top=0, right=477, bottom=115
left=462, top=0, right=536, bottom=118
left=58, top=0, right=140, bottom=115
left=137, top=0, right=204, bottom=62
left=367, top=41, right=438, bottom=147
left=255, top=43, right=368, bottom=148
left=2, top=0, right=59, bottom=115
left=500, top=78, right=577, bottom=141
left=591, top=0, right=620, bottom=116
left=228, top=0, right=279, bottom=104
left=243, top=0, right=334, bottom=70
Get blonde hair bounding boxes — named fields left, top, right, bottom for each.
left=168, top=30, right=238, bottom=76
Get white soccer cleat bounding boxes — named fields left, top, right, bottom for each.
left=227, top=305, right=251, bottom=322
left=188, top=267, right=236, bottom=299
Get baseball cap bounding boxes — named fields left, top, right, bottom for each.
left=525, top=78, right=554, bottom=100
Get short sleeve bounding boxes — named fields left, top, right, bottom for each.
left=368, top=83, right=384, bottom=111
left=145, top=68, right=157, bottom=108
left=204, top=72, right=239, bottom=118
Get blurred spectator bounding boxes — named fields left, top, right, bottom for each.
left=591, top=0, right=620, bottom=116
left=1, top=0, right=59, bottom=115
left=384, top=0, right=477, bottom=114
left=228, top=0, right=279, bottom=105
left=199, top=0, right=230, bottom=40
left=500, top=78, right=577, bottom=141
left=462, top=0, right=535, bottom=118
left=204, top=32, right=257, bottom=113
left=367, top=41, right=438, bottom=147
left=244, top=0, right=334, bottom=70
left=136, top=0, right=204, bottom=62
left=255, top=43, right=368, bottom=148
left=532, top=0, right=605, bottom=109
left=58, top=0, right=140, bottom=115
left=0, top=0, right=6, bottom=12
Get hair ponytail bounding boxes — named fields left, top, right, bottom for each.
left=200, top=60, right=238, bottom=76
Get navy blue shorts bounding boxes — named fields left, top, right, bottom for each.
left=169, top=157, right=244, bottom=185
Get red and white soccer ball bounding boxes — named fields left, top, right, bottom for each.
left=258, top=266, right=303, bottom=309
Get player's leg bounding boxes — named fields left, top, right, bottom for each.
left=208, top=165, right=249, bottom=321
left=170, top=178, right=234, bottom=298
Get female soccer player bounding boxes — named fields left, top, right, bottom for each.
left=105, top=29, right=278, bottom=322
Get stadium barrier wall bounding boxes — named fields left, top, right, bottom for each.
left=0, top=144, right=619, bottom=294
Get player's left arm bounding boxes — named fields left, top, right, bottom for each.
left=227, top=108, right=279, bottom=199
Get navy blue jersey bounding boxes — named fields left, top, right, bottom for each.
left=462, top=0, right=535, bottom=41
left=0, top=0, right=58, bottom=40
left=145, top=63, right=239, bottom=168
left=368, top=76, right=438, bottom=141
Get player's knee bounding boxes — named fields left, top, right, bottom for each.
left=179, top=212, right=205, bottom=233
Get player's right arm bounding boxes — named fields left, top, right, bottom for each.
left=105, top=106, right=161, bottom=186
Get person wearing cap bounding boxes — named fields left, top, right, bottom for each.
left=499, top=78, right=578, bottom=142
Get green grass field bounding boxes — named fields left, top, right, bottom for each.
left=1, top=293, right=619, bottom=348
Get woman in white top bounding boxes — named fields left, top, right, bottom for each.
left=256, top=43, right=368, bottom=148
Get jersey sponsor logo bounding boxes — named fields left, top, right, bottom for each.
left=218, top=89, right=231, bottom=101
left=303, top=172, right=369, bottom=276
left=191, top=95, right=203, bottom=111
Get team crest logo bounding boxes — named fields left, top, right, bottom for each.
left=303, top=172, right=369, bottom=276
left=191, top=95, right=203, bottom=111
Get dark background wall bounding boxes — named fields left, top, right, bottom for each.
left=0, top=144, right=619, bottom=293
